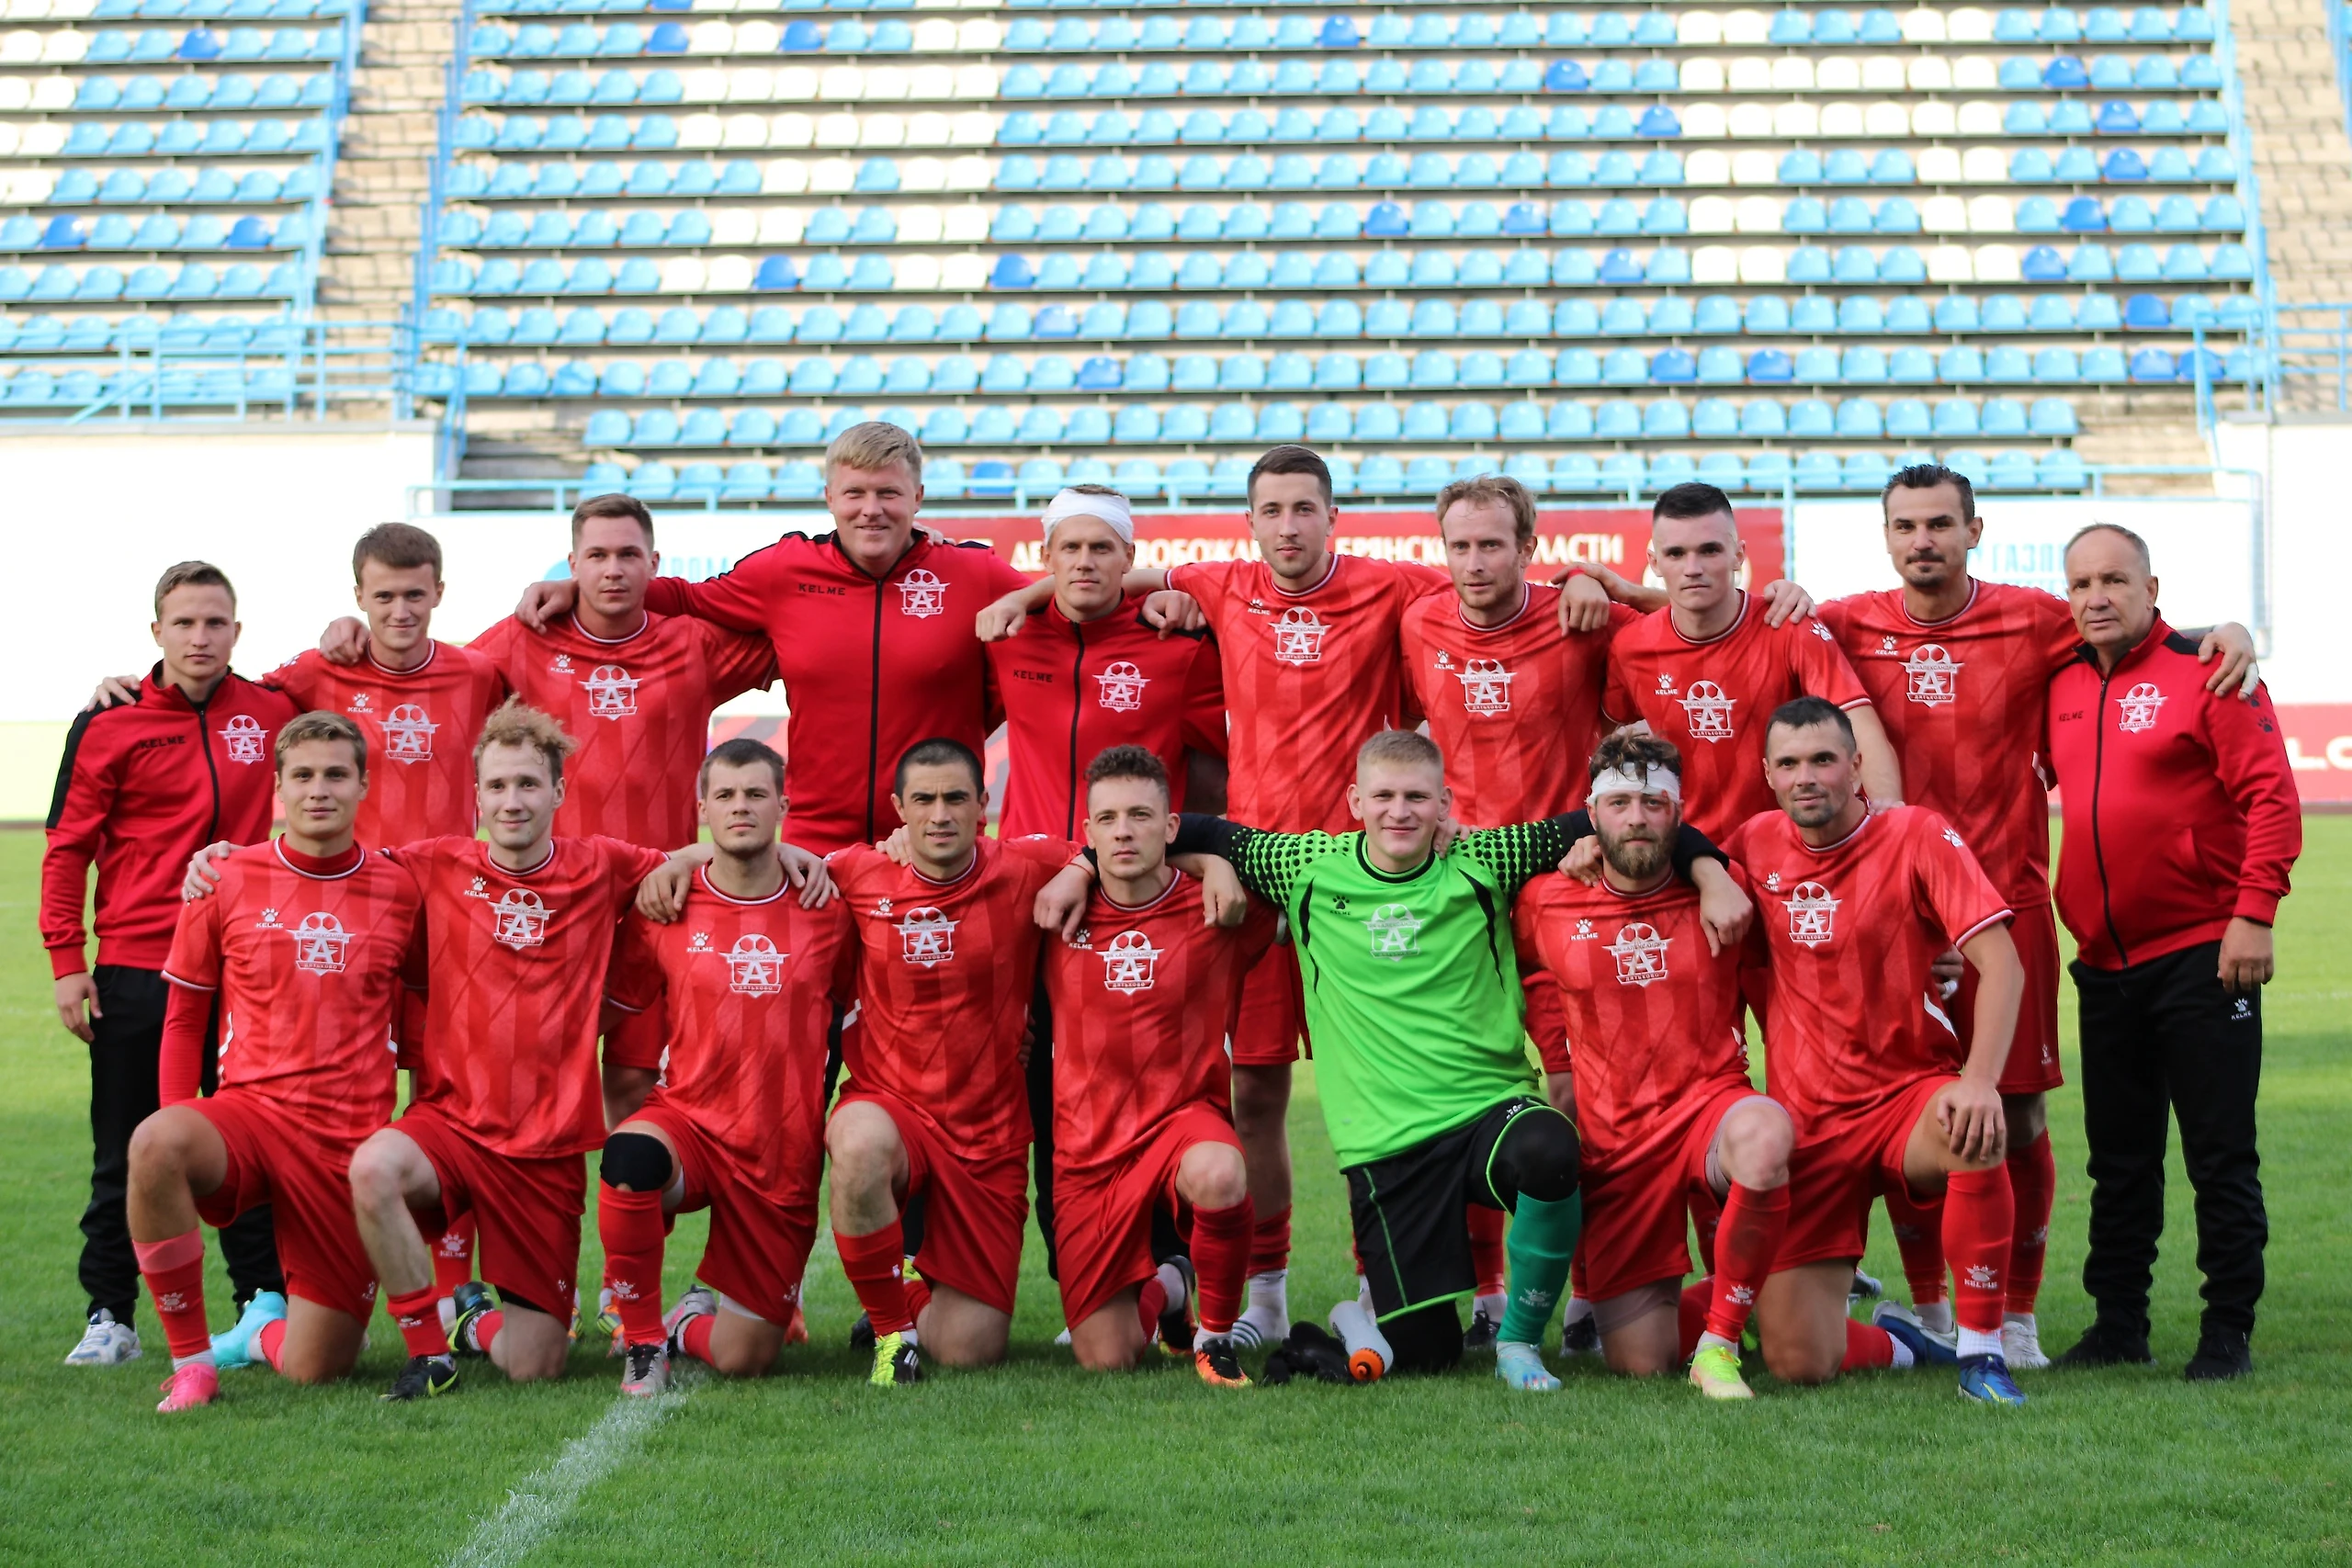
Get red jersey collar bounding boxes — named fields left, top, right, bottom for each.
left=482, top=839, right=559, bottom=878
left=1669, top=591, right=1750, bottom=647
left=695, top=863, right=790, bottom=907
left=273, top=839, right=366, bottom=880
left=911, top=842, right=981, bottom=888
left=142, top=663, right=240, bottom=710
left=1793, top=807, right=1876, bottom=856
left=1902, top=577, right=1981, bottom=630
left=366, top=641, right=439, bottom=679
left=1099, top=866, right=1186, bottom=913
left=569, top=612, right=649, bottom=647
left=1599, top=867, right=1677, bottom=901
left=825, top=528, right=925, bottom=583
left=1456, top=581, right=1532, bottom=634
left=1272, top=553, right=1341, bottom=599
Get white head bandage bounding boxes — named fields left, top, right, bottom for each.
left=1041, top=488, right=1134, bottom=546
left=1588, top=763, right=1682, bottom=803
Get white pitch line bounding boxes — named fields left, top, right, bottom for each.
left=445, top=1377, right=695, bottom=1568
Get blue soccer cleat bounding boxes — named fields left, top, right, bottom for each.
left=1958, top=1352, right=2028, bottom=1406
left=1871, top=1300, right=1959, bottom=1366
left=209, top=1291, right=286, bottom=1371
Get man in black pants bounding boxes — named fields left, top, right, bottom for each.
left=43, top=562, right=288, bottom=1365
left=2042, top=525, right=2301, bottom=1381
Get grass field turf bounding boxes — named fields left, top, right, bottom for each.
left=1, top=824, right=2346, bottom=1566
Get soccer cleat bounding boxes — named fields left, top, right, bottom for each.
left=66, top=1308, right=142, bottom=1367
left=2002, top=1314, right=2051, bottom=1371
left=2184, top=1328, right=2253, bottom=1382
left=1957, top=1352, right=2027, bottom=1406
left=155, top=1360, right=220, bottom=1413
left=592, top=1289, right=624, bottom=1359
left=848, top=1312, right=876, bottom=1352
left=1688, top=1342, right=1754, bottom=1401
left=663, top=1284, right=716, bottom=1354
left=209, top=1291, right=287, bottom=1371
left=620, top=1340, right=670, bottom=1398
left=1849, top=1267, right=1883, bottom=1304
left=1193, top=1337, right=1250, bottom=1388
left=870, top=1330, right=921, bottom=1387
left=1559, top=1312, right=1600, bottom=1359
left=1495, top=1340, right=1560, bottom=1393
left=1158, top=1257, right=1197, bottom=1355
left=1281, top=1322, right=1357, bottom=1384
left=2055, top=1320, right=2156, bottom=1369
left=447, top=1281, right=495, bottom=1359
left=380, top=1354, right=458, bottom=1402
left=1871, top=1300, right=1959, bottom=1367
left=1463, top=1306, right=1499, bottom=1354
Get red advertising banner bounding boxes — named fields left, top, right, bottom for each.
left=2278, top=705, right=2352, bottom=805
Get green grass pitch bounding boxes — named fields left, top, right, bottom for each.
left=1, top=823, right=2346, bottom=1565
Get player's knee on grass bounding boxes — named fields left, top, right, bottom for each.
left=1495, top=1109, right=1581, bottom=1204
left=1714, top=1099, right=1794, bottom=1191
left=1594, top=1280, right=1680, bottom=1376
left=1383, top=1302, right=1464, bottom=1375
left=919, top=1286, right=1012, bottom=1367
left=1175, top=1141, right=1248, bottom=1212
left=276, top=1303, right=367, bottom=1384
left=599, top=1130, right=673, bottom=1194
left=1755, top=1264, right=1849, bottom=1384
left=706, top=1313, right=785, bottom=1377
left=1070, top=1294, right=1146, bottom=1371
left=490, top=1302, right=571, bottom=1382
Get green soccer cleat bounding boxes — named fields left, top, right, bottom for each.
left=209, top=1291, right=286, bottom=1371
left=1688, top=1342, right=1754, bottom=1400
left=1495, top=1340, right=1560, bottom=1393
left=380, top=1354, right=458, bottom=1402
left=870, top=1330, right=921, bottom=1387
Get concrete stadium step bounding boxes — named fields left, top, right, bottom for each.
left=318, top=0, right=461, bottom=324
left=2233, top=0, right=2352, bottom=410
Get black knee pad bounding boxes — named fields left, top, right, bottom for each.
left=1498, top=1109, right=1582, bottom=1205
left=598, top=1131, right=673, bottom=1193
left=1384, top=1302, right=1465, bottom=1375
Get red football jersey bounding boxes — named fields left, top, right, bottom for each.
left=604, top=872, right=853, bottom=1200
left=1042, top=871, right=1276, bottom=1176
left=1511, top=869, right=1757, bottom=1168
left=393, top=834, right=670, bottom=1159
left=1602, top=594, right=1874, bottom=840
left=1168, top=553, right=1449, bottom=832
left=1727, top=806, right=2012, bottom=1126
left=1819, top=581, right=2075, bottom=909
left=829, top=834, right=1077, bottom=1160
left=1401, top=585, right=1638, bottom=826
left=468, top=613, right=776, bottom=851
left=162, top=840, right=423, bottom=1144
left=266, top=642, right=511, bottom=848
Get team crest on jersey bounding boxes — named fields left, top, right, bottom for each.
left=1571, top=918, right=1597, bottom=941
left=1604, top=921, right=1671, bottom=987
left=219, top=713, right=267, bottom=763
left=898, top=569, right=946, bottom=619
left=1270, top=607, right=1327, bottom=665
left=582, top=663, right=640, bottom=720
left=1099, top=930, right=1162, bottom=992
left=1902, top=644, right=1963, bottom=707
left=491, top=887, right=552, bottom=950
left=1679, top=681, right=1736, bottom=741
left=2117, top=682, right=2166, bottom=734
left=1364, top=902, right=1423, bottom=956
left=721, top=932, right=786, bottom=995
left=896, top=907, right=956, bottom=967
left=289, top=911, right=352, bottom=973
left=1095, top=660, right=1149, bottom=713
left=1783, top=881, right=1839, bottom=948
left=1456, top=657, right=1515, bottom=716
left=380, top=703, right=438, bottom=762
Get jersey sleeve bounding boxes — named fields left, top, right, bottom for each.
left=2203, top=682, right=2302, bottom=926
left=1001, top=834, right=1085, bottom=875
left=1165, top=558, right=1237, bottom=619
left=1178, top=636, right=1228, bottom=758
left=40, top=711, right=120, bottom=977
left=1456, top=812, right=1729, bottom=897
left=699, top=620, right=782, bottom=704
left=600, top=914, right=668, bottom=1069
left=1912, top=812, right=2015, bottom=948
left=1600, top=644, right=1638, bottom=727
left=2032, top=590, right=2081, bottom=673
left=599, top=837, right=675, bottom=889
left=1169, top=815, right=1327, bottom=907
left=1390, top=560, right=1453, bottom=601
left=460, top=616, right=531, bottom=688
left=966, top=543, right=1035, bottom=600
left=642, top=544, right=786, bottom=635
left=260, top=649, right=322, bottom=705
left=161, top=882, right=225, bottom=991
left=1790, top=615, right=1873, bottom=709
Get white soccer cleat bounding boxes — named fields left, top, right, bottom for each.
left=66, top=1309, right=141, bottom=1367
left=2002, top=1314, right=2050, bottom=1371
left=1495, top=1340, right=1560, bottom=1393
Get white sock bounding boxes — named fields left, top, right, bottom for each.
left=1696, top=1331, right=1737, bottom=1354
left=1563, top=1295, right=1595, bottom=1326
left=1355, top=1272, right=1373, bottom=1311
left=436, top=1296, right=457, bottom=1333
left=1154, top=1261, right=1189, bottom=1317
left=172, top=1350, right=216, bottom=1371
left=1886, top=1336, right=1916, bottom=1370
left=1956, top=1325, right=2003, bottom=1359
left=1915, top=1298, right=1954, bottom=1336
left=1196, top=1326, right=1233, bottom=1348
left=1474, top=1289, right=1508, bottom=1324
left=2004, top=1311, right=2037, bottom=1330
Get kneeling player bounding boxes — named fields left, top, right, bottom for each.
left=1046, top=747, right=1272, bottom=1384
left=1733, top=698, right=2029, bottom=1405
left=1513, top=733, right=1792, bottom=1400
left=596, top=739, right=850, bottom=1394
left=130, top=714, right=422, bottom=1410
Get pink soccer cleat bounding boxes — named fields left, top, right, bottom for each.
left=155, top=1360, right=220, bottom=1413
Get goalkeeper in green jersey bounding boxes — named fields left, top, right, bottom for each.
left=1046, top=728, right=1753, bottom=1389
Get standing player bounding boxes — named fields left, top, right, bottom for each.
left=1512, top=733, right=1792, bottom=1401
left=1045, top=746, right=1272, bottom=1385
left=1732, top=698, right=2029, bottom=1405
left=129, top=714, right=421, bottom=1410
left=597, top=739, right=851, bottom=1394
left=45, top=561, right=289, bottom=1367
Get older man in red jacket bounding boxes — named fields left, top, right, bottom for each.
left=2043, top=523, right=2300, bottom=1382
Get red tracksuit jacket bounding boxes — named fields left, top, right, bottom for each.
left=2044, top=616, right=2301, bottom=970
left=42, top=665, right=299, bottom=978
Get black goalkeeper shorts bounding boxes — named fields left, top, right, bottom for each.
left=1345, top=1097, right=1567, bottom=1322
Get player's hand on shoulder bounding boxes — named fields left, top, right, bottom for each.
left=777, top=840, right=835, bottom=908
left=319, top=616, right=369, bottom=666
left=1194, top=855, right=1249, bottom=928
left=183, top=840, right=236, bottom=901
left=1555, top=835, right=1603, bottom=885
left=2196, top=623, right=2262, bottom=701
left=1938, top=1077, right=2007, bottom=1164
left=1143, top=589, right=1205, bottom=637
left=53, top=973, right=99, bottom=1043
left=1557, top=571, right=1612, bottom=633
left=85, top=673, right=141, bottom=712
left=1690, top=858, right=1755, bottom=955
left=1758, top=577, right=1816, bottom=626
left=1035, top=860, right=1096, bottom=942
left=635, top=856, right=694, bottom=924
left=975, top=593, right=1029, bottom=644
left=516, top=578, right=577, bottom=633
left=874, top=824, right=916, bottom=866
left=1432, top=815, right=1464, bottom=857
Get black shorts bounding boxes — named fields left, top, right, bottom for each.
left=1346, top=1097, right=1566, bottom=1322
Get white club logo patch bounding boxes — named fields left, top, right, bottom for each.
left=2116, top=682, right=2166, bottom=734
left=1270, top=607, right=1327, bottom=665
left=1902, top=644, right=1963, bottom=707
left=721, top=932, right=786, bottom=995
left=897, top=568, right=946, bottom=619
left=1456, top=657, right=1515, bottom=716
left=1094, top=660, right=1149, bottom=713
left=1570, top=918, right=1598, bottom=941
left=491, top=887, right=552, bottom=950
left=1678, top=680, right=1736, bottom=741
left=219, top=713, right=267, bottom=763
left=1604, top=921, right=1671, bottom=987
left=1364, top=901, right=1423, bottom=956
left=896, top=906, right=957, bottom=967
left=582, top=663, right=639, bottom=720
left=1783, top=881, right=1840, bottom=948
left=1098, top=929, right=1162, bottom=991
left=289, top=911, right=351, bottom=974
left=1944, top=827, right=1966, bottom=850
left=380, top=702, right=438, bottom=763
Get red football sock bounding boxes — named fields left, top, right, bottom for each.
left=1842, top=1318, right=1895, bottom=1371
left=596, top=1185, right=669, bottom=1346
left=254, top=1317, right=288, bottom=1373
left=426, top=1208, right=477, bottom=1299
left=2005, top=1133, right=2056, bottom=1316
left=1136, top=1278, right=1168, bottom=1345
left=1466, top=1204, right=1508, bottom=1297
left=903, top=1275, right=933, bottom=1330
left=469, top=1308, right=506, bottom=1358
left=836, top=1222, right=913, bottom=1337
left=1704, top=1182, right=1790, bottom=1342
left=1689, top=1185, right=1724, bottom=1276
left=1941, top=1165, right=2015, bottom=1337
left=678, top=1311, right=718, bottom=1365
left=1189, top=1198, right=1253, bottom=1336
left=386, top=1284, right=450, bottom=1360
left=1883, top=1182, right=1948, bottom=1305
left=1678, top=1278, right=1711, bottom=1360
left=1248, top=1204, right=1292, bottom=1279
left=134, top=1231, right=212, bottom=1361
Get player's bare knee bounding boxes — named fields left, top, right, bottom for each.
left=1759, top=1333, right=1838, bottom=1385
left=710, top=1339, right=776, bottom=1378
left=1176, top=1143, right=1248, bottom=1211
left=345, top=1139, right=405, bottom=1213
left=126, top=1114, right=181, bottom=1181
left=1601, top=1340, right=1673, bottom=1378
left=1718, top=1100, right=1793, bottom=1189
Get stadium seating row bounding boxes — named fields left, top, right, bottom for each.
left=14, top=25, right=345, bottom=60
left=32, top=73, right=339, bottom=109
left=0, top=309, right=305, bottom=347
left=1, top=167, right=318, bottom=204
left=83, top=0, right=351, bottom=18
left=14, top=118, right=332, bottom=156
left=0, top=362, right=305, bottom=403
left=0, top=258, right=302, bottom=295
left=3, top=211, right=307, bottom=246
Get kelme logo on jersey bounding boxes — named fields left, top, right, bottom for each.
left=1903, top=644, right=1963, bottom=707
left=2117, top=682, right=2166, bottom=734
left=1364, top=902, right=1423, bottom=956
left=898, top=569, right=946, bottom=619
left=1604, top=921, right=1670, bottom=987
left=381, top=703, right=438, bottom=762
left=1679, top=681, right=1736, bottom=741
left=1094, top=660, right=1149, bottom=713
left=896, top=907, right=956, bottom=967
left=1783, top=881, right=1839, bottom=948
left=1456, top=657, right=1515, bottom=716
left=491, top=887, right=552, bottom=950
left=288, top=911, right=352, bottom=974
left=219, top=713, right=267, bottom=763
left=1270, top=607, right=1327, bottom=664
left=1943, top=827, right=1966, bottom=851
left=720, top=932, right=786, bottom=995
left=583, top=663, right=640, bottom=720
left=1099, top=929, right=1161, bottom=991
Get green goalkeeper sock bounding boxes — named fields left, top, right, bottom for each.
left=1498, top=1192, right=1580, bottom=1348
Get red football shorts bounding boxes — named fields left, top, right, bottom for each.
left=628, top=1098, right=818, bottom=1327
left=1577, top=1080, right=1764, bottom=1303
left=395, top=1104, right=586, bottom=1318
left=1053, top=1102, right=1239, bottom=1327
left=1958, top=900, right=2064, bottom=1095
left=834, top=1089, right=1027, bottom=1315
left=1777, top=1074, right=1951, bottom=1271
left=1231, top=940, right=1307, bottom=1067
left=1522, top=969, right=1569, bottom=1077
left=192, top=1089, right=376, bottom=1320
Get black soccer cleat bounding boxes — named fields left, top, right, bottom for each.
left=2184, top=1328, right=2252, bottom=1382
left=1560, top=1312, right=1600, bottom=1359
left=447, top=1281, right=496, bottom=1359
left=1282, top=1322, right=1357, bottom=1384
left=1158, top=1257, right=1197, bottom=1355
left=381, top=1354, right=458, bottom=1402
left=2055, top=1319, right=2157, bottom=1369
left=1463, top=1306, right=1499, bottom=1353
left=848, top=1312, right=876, bottom=1352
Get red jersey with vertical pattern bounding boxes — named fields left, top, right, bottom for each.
left=265, top=642, right=511, bottom=848
left=1601, top=595, right=1874, bottom=840
left=603, top=874, right=853, bottom=1199
left=1043, top=872, right=1276, bottom=1176
left=1167, top=553, right=1450, bottom=833
left=1401, top=585, right=1638, bottom=826
left=986, top=593, right=1227, bottom=840
left=162, top=840, right=422, bottom=1143
left=829, top=834, right=1077, bottom=1160
left=644, top=536, right=1034, bottom=852
left=1819, top=580, right=2075, bottom=909
left=393, top=834, right=670, bottom=1158
left=1727, top=806, right=2011, bottom=1126
left=466, top=612, right=775, bottom=851
left=1510, top=869, right=1757, bottom=1168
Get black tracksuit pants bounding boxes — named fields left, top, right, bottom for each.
left=82, top=965, right=282, bottom=1324
left=2072, top=940, right=2267, bottom=1340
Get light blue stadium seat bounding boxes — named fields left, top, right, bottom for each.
left=1934, top=398, right=1981, bottom=437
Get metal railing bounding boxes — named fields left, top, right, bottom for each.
left=409, top=0, right=479, bottom=477
left=2334, top=0, right=2352, bottom=151
left=0, top=319, right=417, bottom=424
left=2261, top=302, right=2352, bottom=412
